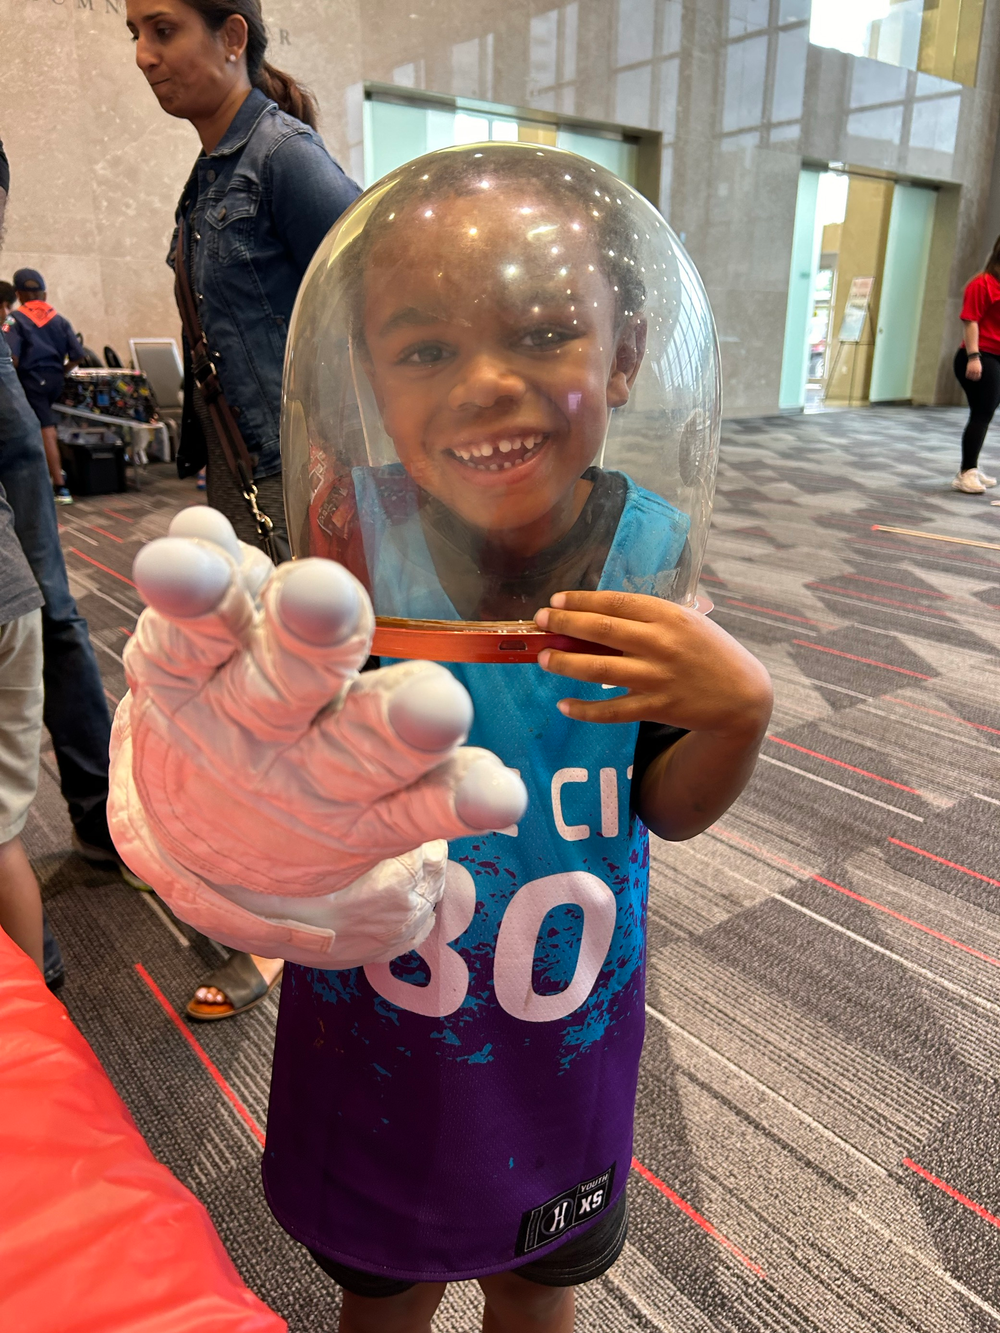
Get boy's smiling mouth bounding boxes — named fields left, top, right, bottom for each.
left=444, top=433, right=548, bottom=473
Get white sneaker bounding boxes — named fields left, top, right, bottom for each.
left=976, top=467, right=997, bottom=487
left=953, top=469, right=986, bottom=493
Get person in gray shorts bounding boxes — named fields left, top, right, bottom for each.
left=0, top=477, right=45, bottom=973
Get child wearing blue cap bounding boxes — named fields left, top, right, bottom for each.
left=3, top=270, right=84, bottom=504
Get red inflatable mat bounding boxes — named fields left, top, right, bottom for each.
left=0, top=929, right=285, bottom=1333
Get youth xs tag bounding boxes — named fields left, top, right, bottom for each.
left=515, top=1164, right=615, bottom=1256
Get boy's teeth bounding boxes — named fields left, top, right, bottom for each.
left=453, top=433, right=545, bottom=465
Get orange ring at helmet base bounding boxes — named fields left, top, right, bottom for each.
left=371, top=619, right=622, bottom=664
left=369, top=598, right=714, bottom=664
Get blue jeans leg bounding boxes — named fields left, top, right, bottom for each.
left=0, top=342, right=112, bottom=835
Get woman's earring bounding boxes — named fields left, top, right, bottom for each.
left=228, top=53, right=237, bottom=62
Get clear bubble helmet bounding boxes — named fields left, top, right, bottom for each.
left=282, top=143, right=720, bottom=663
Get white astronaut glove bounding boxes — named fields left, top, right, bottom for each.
left=109, top=506, right=527, bottom=969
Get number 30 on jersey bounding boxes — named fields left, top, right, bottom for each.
left=364, top=862, right=617, bottom=1023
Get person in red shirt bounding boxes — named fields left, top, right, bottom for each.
left=954, top=240, right=1000, bottom=493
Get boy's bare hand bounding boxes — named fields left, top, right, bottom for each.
left=535, top=591, right=772, bottom=839
left=534, top=590, right=772, bottom=739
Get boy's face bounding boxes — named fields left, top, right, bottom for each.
left=361, top=190, right=642, bottom=546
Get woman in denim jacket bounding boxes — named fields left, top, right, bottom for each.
left=128, top=0, right=360, bottom=1019
left=129, top=0, right=359, bottom=552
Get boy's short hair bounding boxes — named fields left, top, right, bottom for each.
left=347, top=145, right=647, bottom=339
left=0, top=281, right=16, bottom=306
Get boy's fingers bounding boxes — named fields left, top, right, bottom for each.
left=547, top=589, right=684, bottom=623
left=535, top=605, right=663, bottom=655
left=537, top=648, right=662, bottom=692
left=554, top=695, right=650, bottom=725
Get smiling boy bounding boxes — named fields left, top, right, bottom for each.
left=263, top=148, right=773, bottom=1330
left=113, top=145, right=771, bottom=1333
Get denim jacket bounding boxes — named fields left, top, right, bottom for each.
left=169, top=88, right=360, bottom=478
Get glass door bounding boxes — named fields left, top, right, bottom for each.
left=780, top=169, right=851, bottom=410
left=869, top=183, right=937, bottom=402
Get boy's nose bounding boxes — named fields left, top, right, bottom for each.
left=449, top=355, right=527, bottom=411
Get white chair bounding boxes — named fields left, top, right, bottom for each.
left=129, top=338, right=184, bottom=460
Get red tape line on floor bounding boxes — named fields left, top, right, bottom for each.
left=134, top=962, right=265, bottom=1148
left=903, top=1158, right=1000, bottom=1232
left=68, top=547, right=137, bottom=588
left=767, top=737, right=922, bottom=794
left=710, top=828, right=1000, bottom=970
left=887, top=838, right=1000, bottom=890
left=791, top=641, right=932, bottom=679
left=630, top=1157, right=766, bottom=1278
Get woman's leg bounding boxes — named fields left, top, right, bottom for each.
left=478, top=1271, right=576, bottom=1333
left=338, top=1282, right=447, bottom=1333
left=188, top=399, right=286, bottom=1016
left=956, top=349, right=1000, bottom=473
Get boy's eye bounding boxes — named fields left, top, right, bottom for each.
left=399, top=342, right=453, bottom=367
left=518, top=326, right=575, bottom=350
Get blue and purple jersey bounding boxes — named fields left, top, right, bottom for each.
left=261, top=478, right=688, bottom=1280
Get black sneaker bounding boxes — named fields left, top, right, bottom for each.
left=72, top=807, right=150, bottom=890
left=43, top=914, right=65, bottom=992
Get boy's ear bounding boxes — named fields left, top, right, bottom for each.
left=606, top=317, right=647, bottom=409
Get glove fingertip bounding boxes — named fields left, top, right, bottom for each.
left=388, top=667, right=473, bottom=753
left=133, top=538, right=232, bottom=619
left=455, top=760, right=528, bottom=831
left=276, top=559, right=361, bottom=647
left=168, top=506, right=242, bottom=562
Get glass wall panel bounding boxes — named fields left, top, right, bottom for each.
left=809, top=0, right=984, bottom=87
left=365, top=92, right=642, bottom=191
left=869, top=184, right=936, bottom=401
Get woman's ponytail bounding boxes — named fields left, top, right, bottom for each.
left=184, top=0, right=319, bottom=129
left=253, top=60, right=318, bottom=130
left=985, top=235, right=1000, bottom=282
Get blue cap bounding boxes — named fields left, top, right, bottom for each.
left=13, top=268, right=45, bottom=293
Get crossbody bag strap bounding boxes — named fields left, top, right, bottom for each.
left=173, top=219, right=280, bottom=562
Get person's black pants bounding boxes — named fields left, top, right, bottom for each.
left=954, top=347, right=1000, bottom=472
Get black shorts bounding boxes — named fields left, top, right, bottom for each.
left=309, top=1190, right=628, bottom=1298
left=19, top=370, right=65, bottom=429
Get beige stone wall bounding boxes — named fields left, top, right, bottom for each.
left=2, top=0, right=999, bottom=411
left=0, top=0, right=196, bottom=358
left=0, top=0, right=360, bottom=359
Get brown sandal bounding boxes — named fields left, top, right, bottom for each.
left=185, top=952, right=282, bottom=1021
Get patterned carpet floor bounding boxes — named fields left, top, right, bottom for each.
left=26, top=405, right=1000, bottom=1331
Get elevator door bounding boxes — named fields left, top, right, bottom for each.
left=869, top=184, right=936, bottom=402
